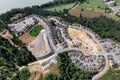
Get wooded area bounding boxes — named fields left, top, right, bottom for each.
left=0, top=36, right=36, bottom=79
left=63, top=14, right=120, bottom=43
left=12, top=68, right=31, bottom=80
left=44, top=52, right=97, bottom=80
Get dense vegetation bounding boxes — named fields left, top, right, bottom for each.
left=0, top=20, right=7, bottom=31
left=44, top=53, right=97, bottom=80
left=63, top=14, right=120, bottom=43
left=12, top=68, right=31, bottom=80
left=0, top=51, right=18, bottom=79
left=0, top=33, right=36, bottom=66
left=0, top=36, right=35, bottom=79
left=29, top=25, right=43, bottom=36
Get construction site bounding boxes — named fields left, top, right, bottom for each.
left=68, top=26, right=101, bottom=54
left=28, top=29, right=51, bottom=59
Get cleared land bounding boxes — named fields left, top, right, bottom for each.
left=28, top=64, right=49, bottom=80
left=49, top=57, right=60, bottom=76
left=28, top=30, right=51, bottom=58
left=80, top=0, right=108, bottom=9
left=30, top=25, right=43, bottom=37
left=10, top=13, right=24, bottom=21
left=0, top=31, right=12, bottom=43
left=18, top=26, right=36, bottom=46
left=68, top=26, right=101, bottom=54
left=69, top=4, right=110, bottom=18
left=47, top=3, right=75, bottom=12
left=69, top=2, right=120, bottom=21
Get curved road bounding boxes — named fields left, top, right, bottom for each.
left=29, top=15, right=112, bottom=80
left=92, top=55, right=109, bottom=80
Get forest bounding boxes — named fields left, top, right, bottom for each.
left=12, top=68, right=31, bottom=80
left=44, top=52, right=97, bottom=80
left=63, top=14, right=120, bottom=43
left=0, top=33, right=35, bottom=79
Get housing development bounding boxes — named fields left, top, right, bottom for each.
left=1, top=0, right=120, bottom=80
left=6, top=14, right=120, bottom=80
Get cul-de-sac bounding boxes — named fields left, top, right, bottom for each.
left=1, top=0, right=120, bottom=80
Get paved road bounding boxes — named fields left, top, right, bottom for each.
left=40, top=17, right=118, bottom=80
left=56, top=47, right=92, bottom=56
left=28, top=46, right=92, bottom=66
left=58, top=28, right=71, bottom=47
left=38, top=16, right=57, bottom=51
left=92, top=54, right=109, bottom=80
left=28, top=16, right=120, bottom=80
left=36, top=52, right=54, bottom=60
left=58, top=24, right=113, bottom=80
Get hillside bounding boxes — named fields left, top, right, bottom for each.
left=0, top=0, right=120, bottom=80
left=0, top=22, right=36, bottom=79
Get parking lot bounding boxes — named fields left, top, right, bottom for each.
left=8, top=14, right=39, bottom=36
left=8, top=15, right=120, bottom=80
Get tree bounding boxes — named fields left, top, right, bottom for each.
left=12, top=68, right=30, bottom=80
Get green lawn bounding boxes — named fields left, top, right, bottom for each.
left=99, top=68, right=120, bottom=80
left=47, top=3, right=75, bottom=12
left=116, top=0, right=120, bottom=7
left=112, top=15, right=120, bottom=21
left=29, top=25, right=42, bottom=37
left=80, top=0, right=108, bottom=9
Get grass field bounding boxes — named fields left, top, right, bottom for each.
left=116, top=0, right=120, bottom=7
left=99, top=68, right=120, bottom=80
left=29, top=25, right=42, bottom=37
left=112, top=15, right=120, bottom=21
left=47, top=3, right=75, bottom=12
left=80, top=0, right=108, bottom=9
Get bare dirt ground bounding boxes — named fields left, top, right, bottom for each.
left=69, top=4, right=111, bottom=18
left=10, top=13, right=25, bottom=21
left=28, top=64, right=49, bottom=80
left=0, top=30, right=13, bottom=44
left=68, top=27, right=101, bottom=54
left=0, top=33, right=12, bottom=41
left=18, top=25, right=38, bottom=46
left=27, top=29, right=51, bottom=58
left=49, top=63, right=59, bottom=76
left=18, top=32, right=36, bottom=46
